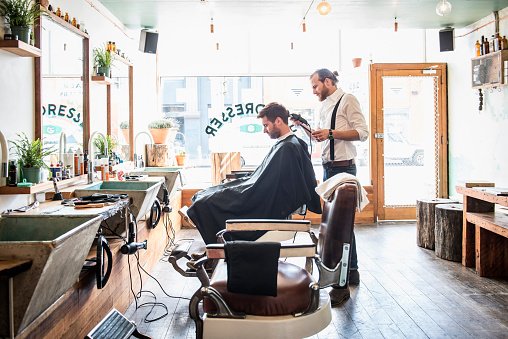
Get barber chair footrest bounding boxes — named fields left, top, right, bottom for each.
left=85, top=308, right=150, bottom=339
left=201, top=291, right=331, bottom=339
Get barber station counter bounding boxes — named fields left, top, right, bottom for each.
left=9, top=184, right=183, bottom=339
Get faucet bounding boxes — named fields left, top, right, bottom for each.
left=58, top=132, right=67, bottom=167
left=0, top=130, right=8, bottom=187
left=87, top=131, right=108, bottom=184
left=133, top=131, right=154, bottom=169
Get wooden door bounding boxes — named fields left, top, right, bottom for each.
left=370, top=64, right=448, bottom=220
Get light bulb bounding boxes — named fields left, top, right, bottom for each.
left=436, top=0, right=452, bottom=16
left=317, top=0, right=331, bottom=15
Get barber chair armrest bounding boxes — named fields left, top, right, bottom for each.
left=225, top=219, right=311, bottom=232
left=206, top=243, right=316, bottom=259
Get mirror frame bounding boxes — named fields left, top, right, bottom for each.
left=34, top=9, right=90, bottom=155
left=105, top=57, right=134, bottom=161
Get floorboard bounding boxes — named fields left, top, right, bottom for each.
left=124, top=222, right=508, bottom=338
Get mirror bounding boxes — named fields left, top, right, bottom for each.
left=110, top=61, right=131, bottom=161
left=38, top=14, right=87, bottom=168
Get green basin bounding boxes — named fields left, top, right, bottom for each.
left=73, top=179, right=163, bottom=222
left=129, top=168, right=183, bottom=198
left=84, top=181, right=159, bottom=190
left=0, top=215, right=102, bottom=336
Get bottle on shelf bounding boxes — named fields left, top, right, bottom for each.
left=64, top=12, right=69, bottom=22
left=83, top=150, right=89, bottom=174
left=72, top=17, right=77, bottom=27
left=503, top=36, right=508, bottom=50
left=7, top=160, right=17, bottom=187
left=482, top=35, right=490, bottom=54
left=480, top=36, right=485, bottom=55
left=475, top=40, right=481, bottom=56
left=495, top=33, right=502, bottom=52
left=56, top=7, right=61, bottom=18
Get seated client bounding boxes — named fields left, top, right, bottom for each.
left=187, top=102, right=322, bottom=244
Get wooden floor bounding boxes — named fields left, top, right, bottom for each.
left=124, top=222, right=508, bottom=338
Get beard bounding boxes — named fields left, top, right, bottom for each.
left=319, top=86, right=331, bottom=101
left=268, top=127, right=281, bottom=139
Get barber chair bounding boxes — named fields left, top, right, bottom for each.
left=188, top=182, right=358, bottom=339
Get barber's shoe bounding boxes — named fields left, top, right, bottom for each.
left=349, top=269, right=360, bottom=285
left=329, top=287, right=350, bottom=307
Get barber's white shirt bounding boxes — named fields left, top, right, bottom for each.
left=318, top=88, right=369, bottom=163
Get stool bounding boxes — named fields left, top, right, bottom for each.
left=435, top=203, right=463, bottom=262
left=416, top=198, right=458, bottom=249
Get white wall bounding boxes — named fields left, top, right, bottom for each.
left=426, top=8, right=508, bottom=196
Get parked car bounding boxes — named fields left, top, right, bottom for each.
left=384, top=132, right=424, bottom=166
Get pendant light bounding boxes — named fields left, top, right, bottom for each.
left=317, top=0, right=331, bottom=15
left=394, top=17, right=398, bottom=32
left=435, top=0, right=452, bottom=16
left=210, top=17, right=214, bottom=33
left=302, top=18, right=307, bottom=32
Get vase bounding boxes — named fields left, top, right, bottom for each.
left=10, top=26, right=31, bottom=44
left=22, top=167, right=42, bottom=184
left=149, top=128, right=170, bottom=144
left=97, top=66, right=110, bottom=77
left=175, top=155, right=186, bottom=167
left=352, top=57, right=362, bottom=68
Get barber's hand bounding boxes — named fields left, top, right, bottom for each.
left=311, top=129, right=328, bottom=142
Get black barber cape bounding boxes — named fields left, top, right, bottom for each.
left=187, top=134, right=322, bottom=244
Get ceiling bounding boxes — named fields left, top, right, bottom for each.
left=98, top=0, right=508, bottom=31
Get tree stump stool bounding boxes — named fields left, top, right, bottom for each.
left=435, top=203, right=464, bottom=261
left=416, top=198, right=458, bottom=250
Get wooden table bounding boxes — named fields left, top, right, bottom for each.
left=456, top=186, right=508, bottom=278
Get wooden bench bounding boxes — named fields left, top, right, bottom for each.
left=456, top=186, right=508, bottom=278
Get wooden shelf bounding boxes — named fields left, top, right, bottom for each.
left=91, top=75, right=112, bottom=85
left=0, top=175, right=88, bottom=195
left=113, top=53, right=133, bottom=66
left=41, top=8, right=89, bottom=39
left=0, top=39, right=41, bottom=57
left=467, top=211, right=508, bottom=237
left=456, top=186, right=508, bottom=206
left=457, top=185, right=508, bottom=278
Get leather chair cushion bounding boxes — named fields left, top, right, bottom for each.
left=318, top=183, right=357, bottom=270
left=204, top=261, right=313, bottom=316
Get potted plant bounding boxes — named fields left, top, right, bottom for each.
left=93, top=45, right=112, bottom=77
left=148, top=118, right=178, bottom=144
left=9, top=132, right=54, bottom=184
left=0, top=0, right=41, bottom=44
left=119, top=120, right=129, bottom=143
left=93, top=134, right=118, bottom=158
left=175, top=150, right=186, bottom=166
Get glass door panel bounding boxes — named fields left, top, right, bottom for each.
left=383, top=76, right=438, bottom=207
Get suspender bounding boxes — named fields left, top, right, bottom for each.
left=329, top=94, right=345, bottom=161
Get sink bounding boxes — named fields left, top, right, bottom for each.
left=129, top=167, right=183, bottom=198
left=0, top=215, right=102, bottom=336
left=73, top=179, right=163, bottom=222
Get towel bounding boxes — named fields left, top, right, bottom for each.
left=315, top=173, right=369, bottom=211
left=224, top=241, right=281, bottom=296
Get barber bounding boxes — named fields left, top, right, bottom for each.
left=293, top=68, right=368, bottom=291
